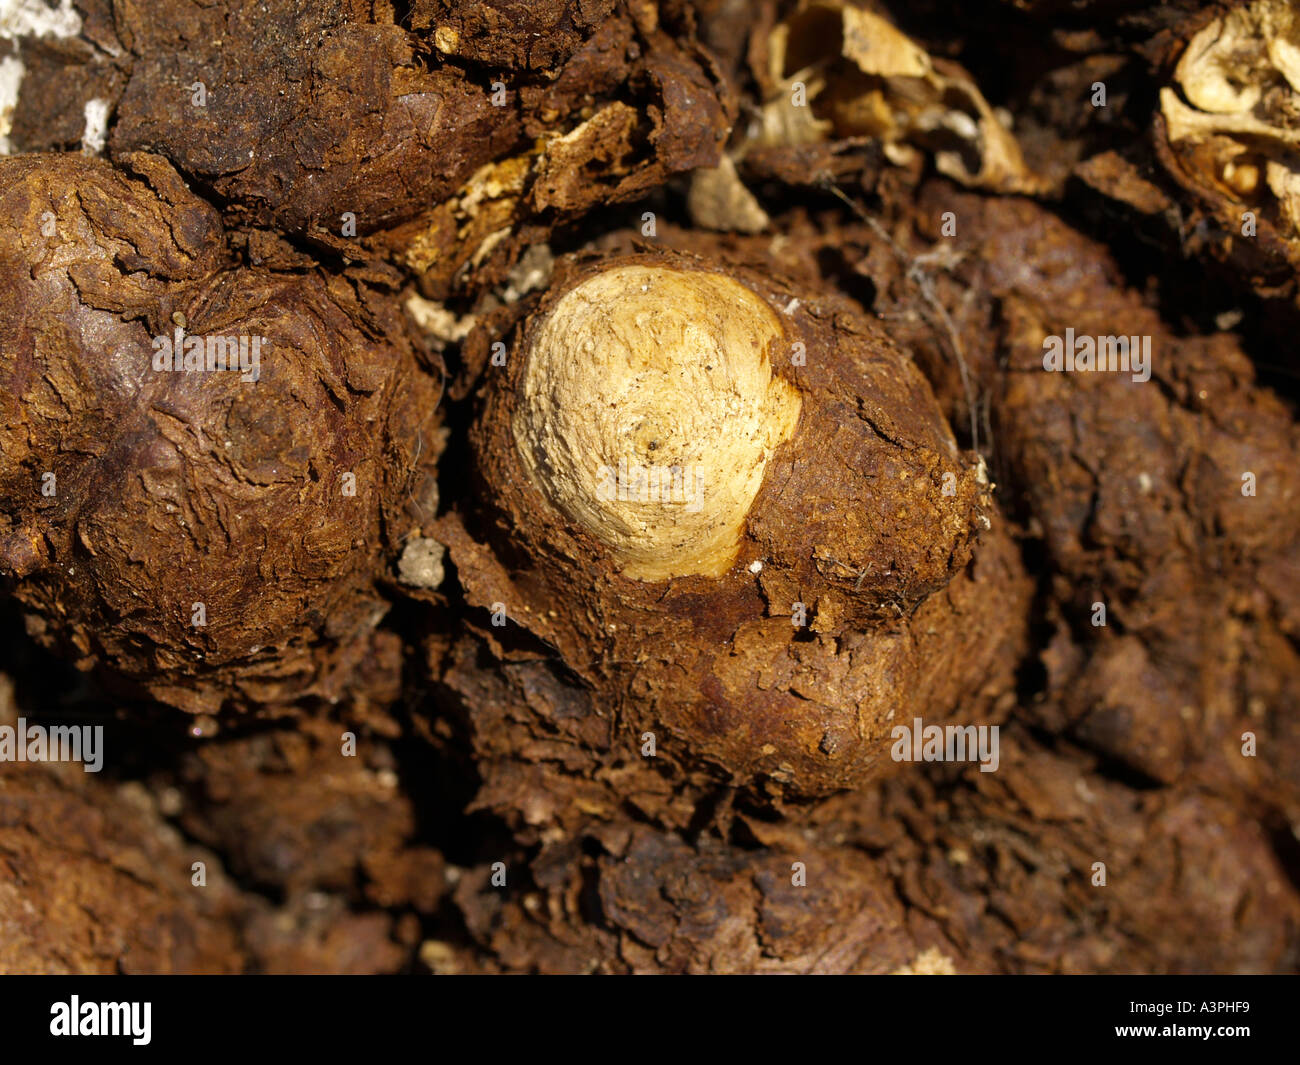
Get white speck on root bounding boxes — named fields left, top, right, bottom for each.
left=0, top=54, right=22, bottom=155
left=80, top=97, right=108, bottom=155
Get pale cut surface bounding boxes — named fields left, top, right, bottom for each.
left=1161, top=0, right=1300, bottom=233
left=513, top=264, right=802, bottom=580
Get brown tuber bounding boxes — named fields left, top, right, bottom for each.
left=0, top=153, right=442, bottom=715
left=440, top=245, right=1029, bottom=811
